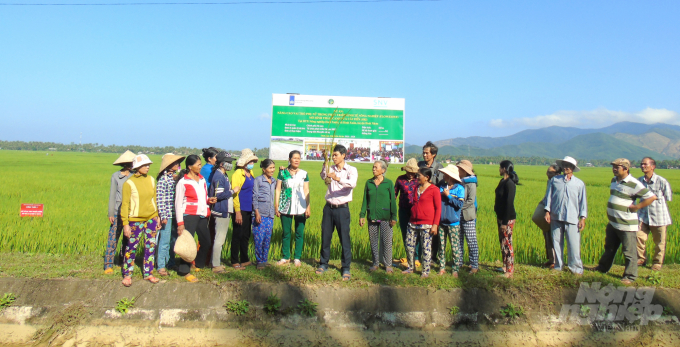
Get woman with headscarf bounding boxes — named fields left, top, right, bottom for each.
left=105, top=150, right=135, bottom=274
left=155, top=153, right=185, bottom=276
left=275, top=150, right=310, bottom=267
left=230, top=148, right=258, bottom=270
left=209, top=152, right=238, bottom=273
left=359, top=160, right=397, bottom=273
left=175, top=155, right=217, bottom=282
left=120, top=154, right=161, bottom=287
left=495, top=160, right=520, bottom=278
left=456, top=160, right=480, bottom=274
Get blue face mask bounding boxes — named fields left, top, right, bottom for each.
left=246, top=164, right=254, bottom=170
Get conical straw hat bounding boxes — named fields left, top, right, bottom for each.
left=113, top=150, right=136, bottom=165
left=159, top=153, right=185, bottom=174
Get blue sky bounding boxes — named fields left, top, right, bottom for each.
left=1, top=0, right=678, bottom=149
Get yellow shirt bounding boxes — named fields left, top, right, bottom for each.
left=121, top=173, right=158, bottom=224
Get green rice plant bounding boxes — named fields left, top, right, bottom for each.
left=0, top=150, right=679, bottom=268
left=500, top=303, right=525, bottom=318
left=449, top=305, right=460, bottom=315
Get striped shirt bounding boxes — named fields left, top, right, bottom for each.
left=607, top=175, right=655, bottom=231
left=637, top=173, right=673, bottom=226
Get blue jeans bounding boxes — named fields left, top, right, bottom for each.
left=156, top=217, right=177, bottom=270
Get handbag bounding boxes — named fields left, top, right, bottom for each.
left=174, top=230, right=197, bottom=262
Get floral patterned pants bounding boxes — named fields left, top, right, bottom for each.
left=406, top=223, right=434, bottom=275
left=497, top=219, right=515, bottom=274
left=438, top=224, right=461, bottom=272
left=122, top=219, right=158, bottom=278
left=253, top=216, right=274, bottom=265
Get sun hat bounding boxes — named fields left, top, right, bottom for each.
left=236, top=148, right=259, bottom=167
left=132, top=154, right=153, bottom=170
left=555, top=156, right=580, bottom=172
left=456, top=159, right=474, bottom=176
left=401, top=158, right=419, bottom=173
left=113, top=150, right=136, bottom=165
left=439, top=164, right=462, bottom=183
left=159, top=153, right=185, bottom=174
left=611, top=158, right=631, bottom=169
left=174, top=231, right=197, bottom=262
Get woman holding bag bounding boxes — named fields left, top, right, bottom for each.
left=175, top=155, right=216, bottom=283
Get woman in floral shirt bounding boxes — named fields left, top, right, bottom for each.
left=275, top=150, right=310, bottom=267
left=395, top=158, right=420, bottom=266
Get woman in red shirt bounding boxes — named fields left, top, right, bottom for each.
left=402, top=168, right=441, bottom=278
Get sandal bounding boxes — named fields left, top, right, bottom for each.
left=469, top=268, right=478, bottom=275
left=212, top=266, right=226, bottom=274
left=144, top=275, right=160, bottom=284
left=401, top=269, right=413, bottom=274
left=232, top=264, right=245, bottom=270
left=421, top=273, right=429, bottom=279
left=276, top=259, right=290, bottom=266
left=104, top=268, right=114, bottom=275
left=342, top=273, right=351, bottom=281
left=438, top=269, right=446, bottom=276
left=241, top=261, right=252, bottom=267
left=294, top=259, right=302, bottom=267
left=122, top=276, right=132, bottom=287
left=185, top=274, right=199, bottom=283
left=386, top=267, right=394, bottom=274
left=369, top=266, right=379, bottom=272
left=158, top=268, right=169, bottom=276
left=316, top=267, right=327, bottom=275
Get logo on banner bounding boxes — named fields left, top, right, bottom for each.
left=328, top=99, right=334, bottom=105
left=289, top=95, right=295, bottom=105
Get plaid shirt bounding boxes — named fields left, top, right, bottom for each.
left=157, top=172, right=177, bottom=220
left=637, top=173, right=672, bottom=226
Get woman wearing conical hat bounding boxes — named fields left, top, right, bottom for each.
left=104, top=150, right=135, bottom=275
left=155, top=153, right=185, bottom=276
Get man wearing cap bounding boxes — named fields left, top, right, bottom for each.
left=317, top=144, right=358, bottom=281
left=104, top=150, right=135, bottom=274
left=596, top=158, right=657, bottom=284
left=543, top=156, right=587, bottom=275
left=637, top=157, right=673, bottom=271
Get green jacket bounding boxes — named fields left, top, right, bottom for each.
left=360, top=177, right=398, bottom=221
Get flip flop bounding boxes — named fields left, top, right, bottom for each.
left=421, top=273, right=429, bottom=279
left=315, top=267, right=327, bottom=275
left=122, top=276, right=132, bottom=287
left=386, top=267, right=394, bottom=274
left=369, top=266, right=379, bottom=272
left=401, top=269, right=413, bottom=274
left=185, top=274, right=199, bottom=283
left=342, top=273, right=351, bottom=281
left=232, top=264, right=245, bottom=270
left=104, top=268, right=114, bottom=275
left=144, top=275, right=159, bottom=284
left=294, top=259, right=302, bottom=267
left=158, top=268, right=169, bottom=276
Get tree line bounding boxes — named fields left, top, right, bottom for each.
left=0, top=140, right=270, bottom=160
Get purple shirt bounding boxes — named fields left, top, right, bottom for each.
left=320, top=163, right=358, bottom=205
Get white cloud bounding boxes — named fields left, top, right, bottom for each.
left=489, top=107, right=680, bottom=128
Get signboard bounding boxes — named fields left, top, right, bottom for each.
left=20, top=204, right=44, bottom=217
left=270, top=94, right=405, bottom=163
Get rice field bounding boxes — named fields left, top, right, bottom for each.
left=1, top=150, right=678, bottom=266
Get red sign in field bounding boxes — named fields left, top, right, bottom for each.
left=20, top=204, right=44, bottom=217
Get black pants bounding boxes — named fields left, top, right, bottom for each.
left=598, top=223, right=638, bottom=281
left=231, top=210, right=252, bottom=264
left=319, top=204, right=352, bottom=273
left=178, top=215, right=210, bottom=276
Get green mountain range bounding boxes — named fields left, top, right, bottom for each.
left=406, top=122, right=680, bottom=160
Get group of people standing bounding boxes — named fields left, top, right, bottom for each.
left=532, top=156, right=672, bottom=284
left=106, top=142, right=672, bottom=286
left=106, top=148, right=311, bottom=285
